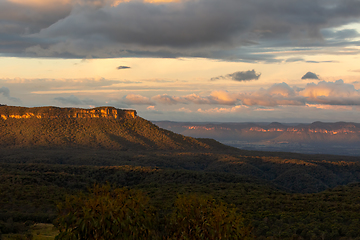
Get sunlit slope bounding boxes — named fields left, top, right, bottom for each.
left=0, top=106, right=229, bottom=151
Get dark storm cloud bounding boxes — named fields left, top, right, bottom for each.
left=117, top=66, right=131, bottom=70
left=228, top=70, right=261, bottom=81
left=0, top=87, right=21, bottom=103
left=322, top=29, right=360, bottom=40
left=2, top=0, right=360, bottom=60
left=0, top=2, right=71, bottom=35
left=302, top=72, right=320, bottom=80
left=211, top=70, right=261, bottom=82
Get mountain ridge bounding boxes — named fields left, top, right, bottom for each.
left=0, top=105, right=232, bottom=152
left=0, top=105, right=137, bottom=120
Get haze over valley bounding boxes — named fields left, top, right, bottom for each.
left=155, top=121, right=360, bottom=156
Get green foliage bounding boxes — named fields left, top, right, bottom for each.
left=167, top=194, right=252, bottom=240
left=4, top=161, right=360, bottom=239
left=0, top=218, right=28, bottom=235
left=53, top=185, right=252, bottom=240
left=54, top=184, right=155, bottom=240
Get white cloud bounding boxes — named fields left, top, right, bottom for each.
left=123, top=94, right=154, bottom=105
left=197, top=105, right=246, bottom=113
left=300, top=80, right=360, bottom=105
left=150, top=80, right=360, bottom=107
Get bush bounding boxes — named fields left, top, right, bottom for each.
left=167, top=194, right=253, bottom=240
left=54, top=184, right=155, bottom=240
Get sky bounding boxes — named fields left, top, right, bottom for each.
left=1, top=0, right=360, bottom=122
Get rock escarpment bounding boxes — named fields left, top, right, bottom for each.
left=0, top=106, right=137, bottom=120
left=0, top=105, right=230, bottom=151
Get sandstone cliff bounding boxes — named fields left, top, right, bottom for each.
left=0, top=106, right=137, bottom=120
left=0, top=105, right=230, bottom=151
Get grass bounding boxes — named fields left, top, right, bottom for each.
left=31, top=224, right=58, bottom=240
left=2, top=224, right=58, bottom=240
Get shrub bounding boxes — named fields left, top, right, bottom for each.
left=167, top=194, right=253, bottom=240
left=54, top=184, right=155, bottom=240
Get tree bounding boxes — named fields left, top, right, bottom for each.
left=54, top=184, right=155, bottom=240
left=167, top=194, right=253, bottom=240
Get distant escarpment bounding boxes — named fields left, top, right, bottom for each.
left=0, top=106, right=229, bottom=151
left=155, top=121, right=360, bottom=143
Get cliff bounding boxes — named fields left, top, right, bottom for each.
left=0, top=105, right=231, bottom=151
left=0, top=106, right=137, bottom=120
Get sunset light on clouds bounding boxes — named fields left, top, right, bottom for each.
left=1, top=0, right=360, bottom=122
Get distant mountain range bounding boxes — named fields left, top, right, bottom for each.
left=153, top=121, right=360, bottom=156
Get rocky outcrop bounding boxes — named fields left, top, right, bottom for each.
left=0, top=106, right=137, bottom=120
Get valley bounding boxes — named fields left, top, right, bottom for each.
left=1, top=106, right=360, bottom=239
left=154, top=121, right=360, bottom=156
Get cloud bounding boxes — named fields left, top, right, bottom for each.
left=156, top=80, right=360, bottom=107
left=197, top=105, right=246, bottom=114
left=306, top=104, right=353, bottom=111
left=285, top=58, right=305, bottom=63
left=0, top=87, right=21, bottom=103
left=123, top=94, right=154, bottom=105
left=209, top=91, right=238, bottom=104
left=153, top=91, right=238, bottom=105
left=300, top=80, right=360, bottom=105
left=34, top=79, right=360, bottom=110
left=211, top=70, right=261, bottom=82
left=301, top=72, right=320, bottom=80
left=321, top=28, right=360, bottom=40
left=117, top=66, right=131, bottom=70
left=1, top=0, right=360, bottom=60
left=1, top=78, right=135, bottom=93
left=43, top=79, right=360, bottom=109
left=152, top=84, right=305, bottom=107
left=152, top=94, right=184, bottom=105
left=54, top=95, right=97, bottom=105
left=177, top=107, right=192, bottom=113
left=237, top=83, right=306, bottom=107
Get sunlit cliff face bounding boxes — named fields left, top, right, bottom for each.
left=0, top=107, right=137, bottom=120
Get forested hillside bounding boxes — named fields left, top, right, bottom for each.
left=1, top=106, right=360, bottom=239
left=0, top=106, right=230, bottom=151
left=2, top=163, right=360, bottom=239
left=1, top=148, right=359, bottom=193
